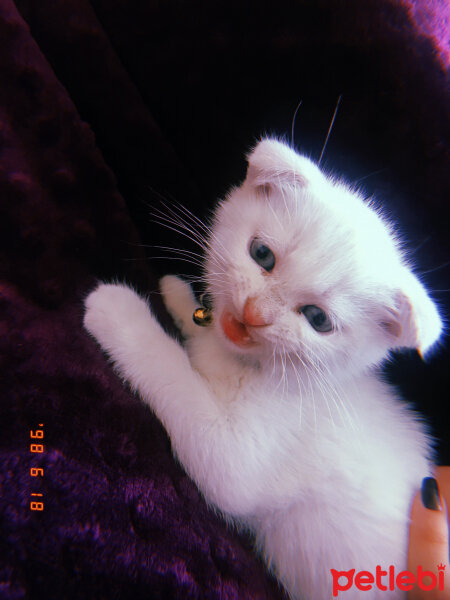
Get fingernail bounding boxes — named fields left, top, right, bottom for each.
left=421, top=477, right=442, bottom=511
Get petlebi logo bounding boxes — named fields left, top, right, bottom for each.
left=330, top=564, right=446, bottom=596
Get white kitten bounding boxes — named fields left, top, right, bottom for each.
left=84, top=138, right=442, bottom=599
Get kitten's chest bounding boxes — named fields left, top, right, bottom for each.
left=186, top=332, right=259, bottom=403
left=185, top=332, right=344, bottom=456
left=183, top=331, right=426, bottom=477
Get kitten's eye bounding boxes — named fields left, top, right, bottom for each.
left=301, top=305, right=333, bottom=333
left=249, top=238, right=275, bottom=272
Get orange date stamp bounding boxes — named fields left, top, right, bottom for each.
left=29, top=424, right=44, bottom=511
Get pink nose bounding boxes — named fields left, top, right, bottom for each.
left=243, top=297, right=272, bottom=327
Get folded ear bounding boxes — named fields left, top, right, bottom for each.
left=244, top=138, right=320, bottom=194
left=379, top=273, right=442, bottom=356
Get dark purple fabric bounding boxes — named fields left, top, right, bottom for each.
left=1, top=1, right=448, bottom=598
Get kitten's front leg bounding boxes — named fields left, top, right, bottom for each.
left=83, top=283, right=229, bottom=499
left=83, top=283, right=266, bottom=517
left=84, top=283, right=206, bottom=415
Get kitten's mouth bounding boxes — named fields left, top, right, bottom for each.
left=220, top=310, right=256, bottom=347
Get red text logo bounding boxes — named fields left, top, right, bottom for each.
left=330, top=564, right=446, bottom=596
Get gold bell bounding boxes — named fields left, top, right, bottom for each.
left=193, top=307, right=213, bottom=327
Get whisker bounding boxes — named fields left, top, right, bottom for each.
left=318, top=94, right=342, bottom=166
left=144, top=244, right=204, bottom=258
left=408, top=235, right=431, bottom=256
left=157, top=202, right=208, bottom=242
left=147, top=255, right=205, bottom=268
left=352, top=168, right=388, bottom=185
left=290, top=99, right=303, bottom=148
left=171, top=200, right=213, bottom=235
left=151, top=207, right=208, bottom=246
left=157, top=200, right=233, bottom=264
left=420, top=261, right=450, bottom=275
left=150, top=216, right=208, bottom=251
left=299, top=344, right=358, bottom=434
left=286, top=353, right=304, bottom=428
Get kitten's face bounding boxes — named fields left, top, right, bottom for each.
left=204, top=139, right=441, bottom=379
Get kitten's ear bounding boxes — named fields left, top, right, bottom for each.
left=244, top=138, right=319, bottom=194
left=379, top=275, right=442, bottom=356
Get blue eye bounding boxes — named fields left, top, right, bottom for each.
left=249, top=238, right=275, bottom=272
left=301, top=305, right=333, bottom=333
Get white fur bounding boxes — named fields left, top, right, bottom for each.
left=84, top=138, right=442, bottom=599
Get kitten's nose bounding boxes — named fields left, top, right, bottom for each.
left=243, top=297, right=272, bottom=327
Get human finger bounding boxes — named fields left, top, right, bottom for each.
left=408, top=477, right=449, bottom=599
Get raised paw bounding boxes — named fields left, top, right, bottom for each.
left=84, top=283, right=151, bottom=351
left=160, top=275, right=198, bottom=336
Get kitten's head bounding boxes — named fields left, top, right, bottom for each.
left=205, top=138, right=442, bottom=379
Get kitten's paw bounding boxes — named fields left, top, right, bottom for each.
left=160, top=275, right=197, bottom=335
left=84, top=283, right=150, bottom=349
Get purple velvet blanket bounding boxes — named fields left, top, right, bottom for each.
left=1, top=1, right=449, bottom=598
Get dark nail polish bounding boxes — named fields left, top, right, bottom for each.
left=421, top=477, right=441, bottom=511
